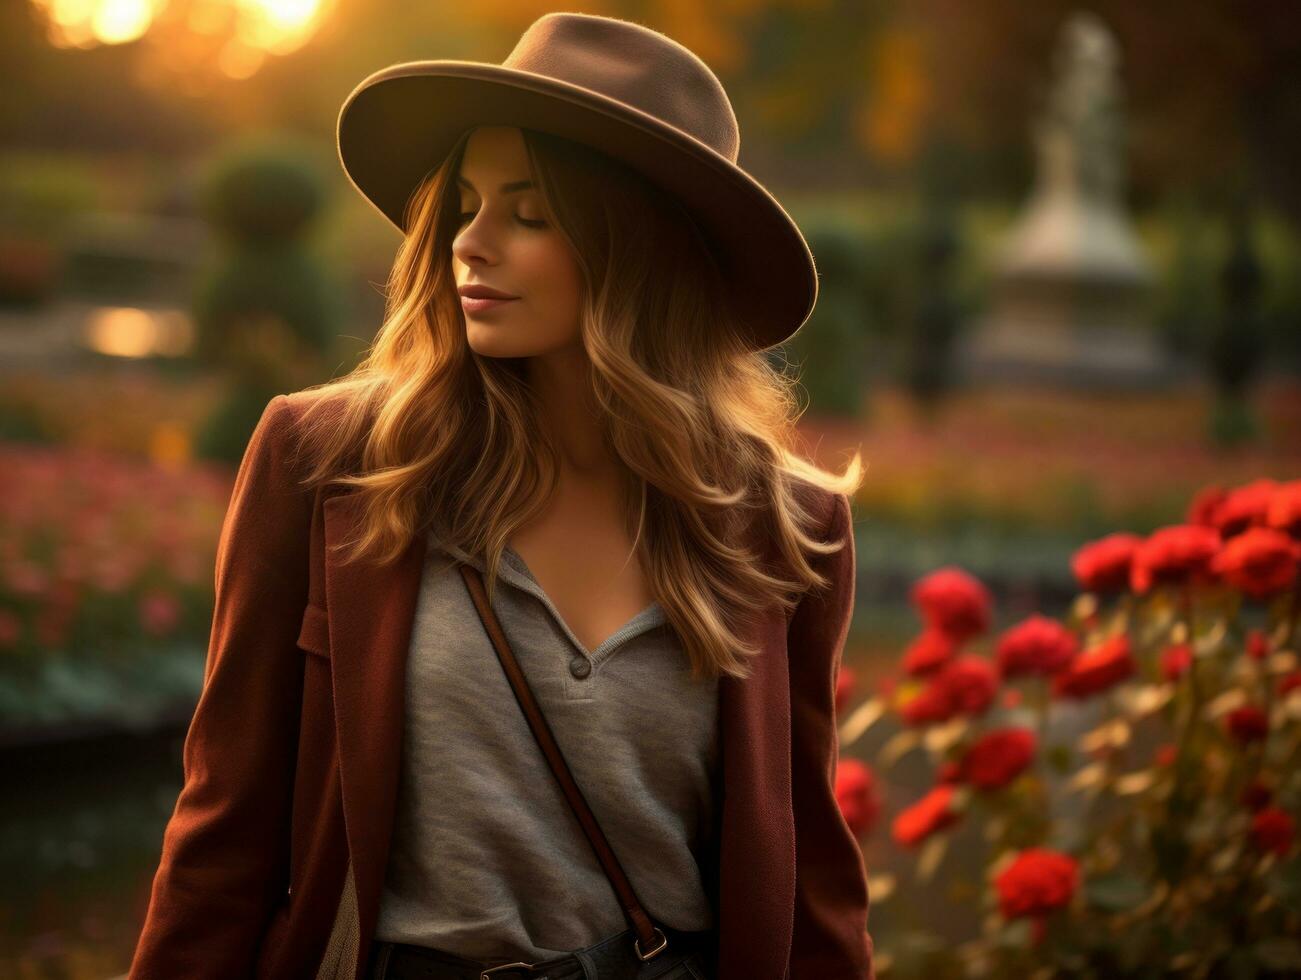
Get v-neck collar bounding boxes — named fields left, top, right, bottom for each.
left=428, top=529, right=669, bottom=664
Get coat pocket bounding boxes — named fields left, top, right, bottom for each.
left=296, top=602, right=331, bottom=659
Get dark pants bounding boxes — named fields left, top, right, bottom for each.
left=366, top=924, right=715, bottom=980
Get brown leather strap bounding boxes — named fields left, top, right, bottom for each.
left=457, top=562, right=669, bottom=963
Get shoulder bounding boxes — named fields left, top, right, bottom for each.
left=788, top=476, right=851, bottom=547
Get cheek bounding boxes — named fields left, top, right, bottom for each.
left=522, top=239, right=583, bottom=319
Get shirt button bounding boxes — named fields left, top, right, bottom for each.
left=570, top=655, right=592, bottom=678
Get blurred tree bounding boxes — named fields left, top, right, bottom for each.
left=191, top=134, right=342, bottom=462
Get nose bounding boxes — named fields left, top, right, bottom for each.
left=451, top=211, right=501, bottom=268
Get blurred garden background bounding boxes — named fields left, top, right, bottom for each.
left=2, top=1, right=1299, bottom=977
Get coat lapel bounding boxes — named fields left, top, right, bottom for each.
left=321, top=490, right=427, bottom=975
left=715, top=609, right=796, bottom=977
left=319, top=488, right=795, bottom=979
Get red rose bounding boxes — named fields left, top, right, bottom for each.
left=899, top=655, right=1000, bottom=726
left=891, top=784, right=961, bottom=848
left=996, top=614, right=1079, bottom=678
left=1278, top=672, right=1301, bottom=698
left=1247, top=629, right=1271, bottom=661
left=1186, top=484, right=1228, bottom=527
left=1153, top=743, right=1177, bottom=767
left=959, top=728, right=1037, bottom=791
left=1214, top=479, right=1280, bottom=538
left=1051, top=634, right=1134, bottom=699
left=1210, top=526, right=1301, bottom=600
left=902, top=627, right=958, bottom=676
left=936, top=760, right=963, bottom=784
left=943, top=655, right=1000, bottom=715
left=900, top=679, right=957, bottom=726
left=835, top=757, right=881, bottom=838
left=1240, top=778, right=1273, bottom=812
left=1250, top=807, right=1295, bottom=856
left=1225, top=705, right=1269, bottom=744
left=1159, top=643, right=1192, bottom=681
left=1266, top=479, right=1301, bottom=540
left=1071, top=533, right=1143, bottom=594
left=835, top=664, right=857, bottom=716
left=994, top=847, right=1079, bottom=919
left=910, top=567, right=992, bottom=642
left=1130, top=525, right=1222, bottom=594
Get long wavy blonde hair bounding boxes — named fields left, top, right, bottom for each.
left=289, top=126, right=864, bottom=681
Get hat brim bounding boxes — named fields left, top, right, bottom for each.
left=337, top=61, right=817, bottom=351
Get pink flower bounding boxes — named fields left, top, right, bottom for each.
left=139, top=589, right=182, bottom=637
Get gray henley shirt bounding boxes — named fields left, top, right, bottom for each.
left=373, top=529, right=721, bottom=962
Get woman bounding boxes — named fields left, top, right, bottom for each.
left=129, top=12, right=874, bottom=980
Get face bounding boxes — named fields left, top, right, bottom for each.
left=451, top=126, right=585, bottom=359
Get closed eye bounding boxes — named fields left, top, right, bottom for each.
left=458, top=211, right=547, bottom=229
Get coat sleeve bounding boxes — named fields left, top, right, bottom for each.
left=786, top=490, right=876, bottom=979
left=128, top=394, right=312, bottom=979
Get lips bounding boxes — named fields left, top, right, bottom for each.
left=460, top=294, right=519, bottom=315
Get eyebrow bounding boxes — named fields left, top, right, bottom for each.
left=455, top=177, right=535, bottom=194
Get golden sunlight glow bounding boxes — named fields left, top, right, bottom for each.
left=84, top=307, right=195, bottom=359
left=29, top=0, right=330, bottom=77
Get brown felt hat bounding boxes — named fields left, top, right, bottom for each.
left=336, top=11, right=818, bottom=352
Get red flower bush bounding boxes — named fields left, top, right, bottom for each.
left=1251, top=807, right=1296, bottom=856
left=1266, top=479, right=1301, bottom=538
left=901, top=627, right=958, bottom=676
left=834, top=758, right=880, bottom=838
left=891, top=784, right=961, bottom=848
left=835, top=663, right=857, bottom=716
left=996, top=614, right=1079, bottom=678
left=1247, top=628, right=1271, bottom=661
left=1051, top=633, right=1135, bottom=699
left=1159, top=642, right=1192, bottom=681
left=900, top=654, right=999, bottom=726
left=1212, top=478, right=1280, bottom=538
left=1240, top=778, right=1273, bottom=812
left=841, top=476, right=1301, bottom=974
left=1225, top=705, right=1269, bottom=744
left=1209, top=526, right=1301, bottom=600
left=958, top=728, right=1037, bottom=791
left=994, top=848, right=1080, bottom=920
left=1186, top=484, right=1228, bottom=527
left=910, top=566, right=992, bottom=642
left=1129, top=524, right=1222, bottom=594
left=1071, top=532, right=1143, bottom=594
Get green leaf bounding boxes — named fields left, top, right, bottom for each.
left=1085, top=871, right=1148, bottom=911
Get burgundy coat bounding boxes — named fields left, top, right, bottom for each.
left=127, top=391, right=875, bottom=979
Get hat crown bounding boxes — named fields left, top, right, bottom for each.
left=502, top=13, right=740, bottom=163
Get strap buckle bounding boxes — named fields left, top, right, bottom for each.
left=479, top=962, right=539, bottom=979
left=634, top=927, right=668, bottom=961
